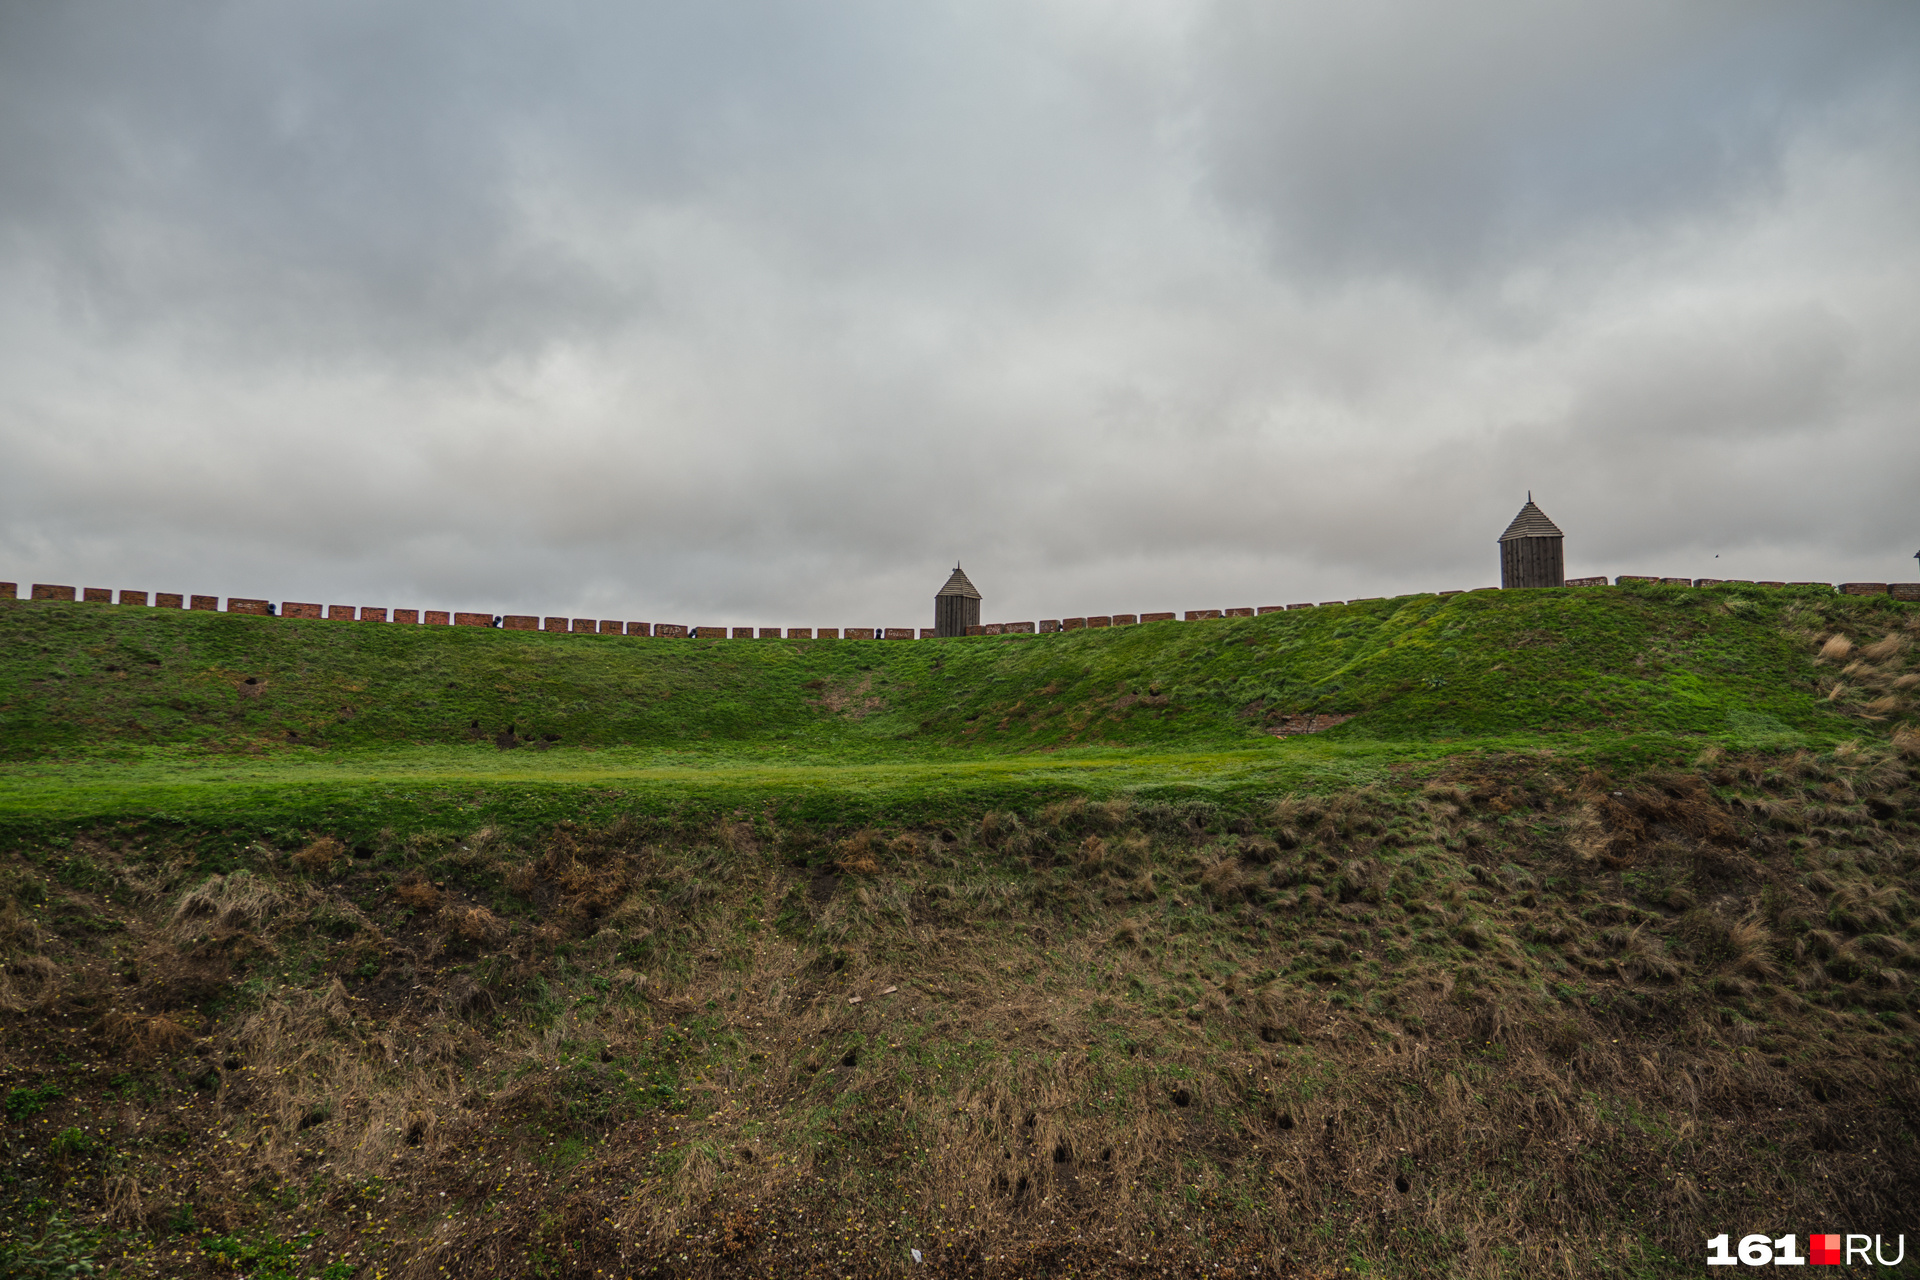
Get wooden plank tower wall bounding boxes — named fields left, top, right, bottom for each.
left=1499, top=495, right=1566, bottom=589
left=934, top=565, right=982, bottom=637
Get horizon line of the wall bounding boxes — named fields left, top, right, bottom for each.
left=5, top=575, right=1918, bottom=639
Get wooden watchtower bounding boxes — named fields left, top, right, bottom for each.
left=1498, top=495, right=1565, bottom=589
left=934, top=565, right=982, bottom=637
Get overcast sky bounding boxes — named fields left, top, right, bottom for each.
left=3, top=1, right=1917, bottom=626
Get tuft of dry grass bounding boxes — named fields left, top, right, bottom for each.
left=1818, top=633, right=1855, bottom=663
left=172, top=869, right=302, bottom=936
left=394, top=870, right=443, bottom=911
left=99, top=1005, right=194, bottom=1056
left=0, top=951, right=61, bottom=1011
left=447, top=905, right=507, bottom=947
left=1860, top=632, right=1910, bottom=663
left=292, top=836, right=345, bottom=875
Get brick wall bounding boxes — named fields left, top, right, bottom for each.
left=884, top=627, right=914, bottom=640
left=654, top=624, right=688, bottom=638
left=84, top=587, right=112, bottom=603
left=157, top=594, right=184, bottom=608
left=327, top=605, right=354, bottom=621
left=394, top=609, right=419, bottom=624
left=283, top=602, right=322, bottom=619
left=361, top=607, right=388, bottom=622
left=1142, top=612, right=1174, bottom=622
left=424, top=611, right=450, bottom=625
left=600, top=620, right=624, bottom=635
left=227, top=598, right=271, bottom=615
left=453, top=612, right=492, bottom=627
left=817, top=628, right=839, bottom=639
left=119, top=590, right=149, bottom=606
left=190, top=595, right=217, bottom=611
left=32, top=584, right=76, bottom=601
left=788, top=627, right=813, bottom=639
left=503, top=615, right=537, bottom=631
left=0, top=583, right=14, bottom=600
left=627, top=622, right=652, bottom=636
left=694, top=626, right=725, bottom=639
left=544, top=617, right=567, bottom=632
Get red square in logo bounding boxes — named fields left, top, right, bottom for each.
left=1810, top=1234, right=1842, bottom=1265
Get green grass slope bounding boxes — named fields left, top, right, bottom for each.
left=2, top=584, right=1913, bottom=838
left=0, top=583, right=1898, bottom=759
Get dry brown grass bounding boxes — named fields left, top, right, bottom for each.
left=8, top=752, right=1920, bottom=1278
left=1818, top=633, right=1855, bottom=663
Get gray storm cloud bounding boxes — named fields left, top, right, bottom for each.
left=1, top=0, right=1916, bottom=625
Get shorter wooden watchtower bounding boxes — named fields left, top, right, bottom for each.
left=935, top=565, right=982, bottom=637
left=1499, top=495, right=1565, bottom=589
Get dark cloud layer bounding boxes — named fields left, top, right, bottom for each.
left=3, top=1, right=1917, bottom=626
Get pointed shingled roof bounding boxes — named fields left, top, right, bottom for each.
left=1498, top=497, right=1563, bottom=542
left=936, top=564, right=981, bottom=600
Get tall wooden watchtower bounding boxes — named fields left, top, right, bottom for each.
left=1498, top=495, right=1565, bottom=589
left=934, top=565, right=982, bottom=637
